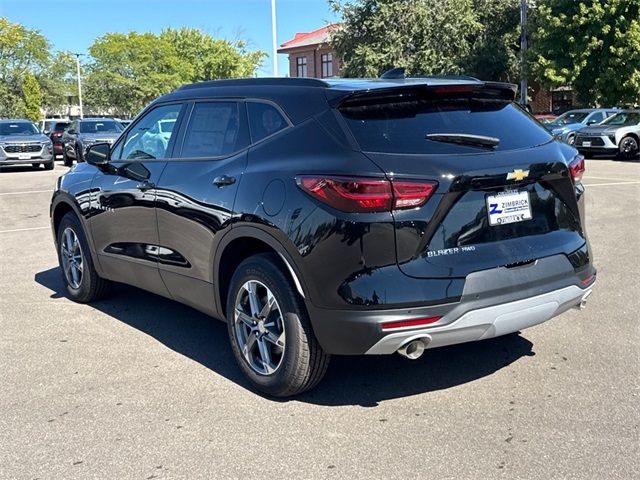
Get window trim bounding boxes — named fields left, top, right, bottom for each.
left=321, top=53, right=333, bottom=78
left=296, top=56, right=308, bottom=78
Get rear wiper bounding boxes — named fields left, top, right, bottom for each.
left=425, top=133, right=500, bottom=149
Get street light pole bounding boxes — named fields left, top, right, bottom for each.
left=520, top=0, right=528, bottom=105
left=271, top=0, right=278, bottom=77
left=74, top=53, right=84, bottom=119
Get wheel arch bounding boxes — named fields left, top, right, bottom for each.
left=214, top=226, right=308, bottom=319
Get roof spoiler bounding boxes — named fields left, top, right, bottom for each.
left=329, top=81, right=518, bottom=108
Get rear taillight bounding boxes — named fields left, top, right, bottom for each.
left=569, top=155, right=585, bottom=183
left=296, top=176, right=437, bottom=213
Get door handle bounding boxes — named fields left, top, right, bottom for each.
left=136, top=180, right=156, bottom=191
left=213, top=175, right=236, bottom=187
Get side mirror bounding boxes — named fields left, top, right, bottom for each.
left=85, top=143, right=111, bottom=166
left=119, top=161, right=150, bottom=182
left=68, top=129, right=77, bottom=134
left=587, top=119, right=598, bottom=125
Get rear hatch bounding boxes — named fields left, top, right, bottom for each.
left=337, top=82, right=587, bottom=278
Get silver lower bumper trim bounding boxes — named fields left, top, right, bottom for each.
left=366, top=285, right=590, bottom=355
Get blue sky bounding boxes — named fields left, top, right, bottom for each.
left=0, top=0, right=339, bottom=76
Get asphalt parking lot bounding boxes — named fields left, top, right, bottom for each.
left=1, top=158, right=638, bottom=479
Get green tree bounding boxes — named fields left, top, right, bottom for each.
left=84, top=32, right=190, bottom=116
left=0, top=17, right=50, bottom=118
left=22, top=72, right=43, bottom=121
left=40, top=51, right=77, bottom=112
left=463, top=0, right=521, bottom=82
left=329, top=0, right=482, bottom=77
left=531, top=0, right=640, bottom=106
left=160, top=27, right=266, bottom=81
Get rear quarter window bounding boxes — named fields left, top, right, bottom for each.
left=340, top=98, right=552, bottom=154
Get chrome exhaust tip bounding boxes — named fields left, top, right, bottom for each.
left=573, top=290, right=592, bottom=310
left=397, top=337, right=429, bottom=360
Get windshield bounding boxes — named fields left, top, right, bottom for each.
left=340, top=97, right=551, bottom=154
left=552, top=111, right=589, bottom=125
left=79, top=120, right=123, bottom=134
left=0, top=122, right=40, bottom=136
left=601, top=111, right=640, bottom=127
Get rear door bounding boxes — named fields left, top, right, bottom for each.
left=337, top=85, right=587, bottom=278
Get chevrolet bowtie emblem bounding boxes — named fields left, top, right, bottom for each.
left=507, top=169, right=529, bottom=181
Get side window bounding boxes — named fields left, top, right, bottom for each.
left=247, top=102, right=288, bottom=143
left=589, top=112, right=604, bottom=124
left=114, top=104, right=182, bottom=161
left=180, top=102, right=246, bottom=158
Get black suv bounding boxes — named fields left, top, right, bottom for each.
left=50, top=78, right=595, bottom=397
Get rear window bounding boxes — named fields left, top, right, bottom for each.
left=340, top=97, right=552, bottom=154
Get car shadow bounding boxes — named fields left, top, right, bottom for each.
left=585, top=154, right=640, bottom=163
left=35, top=267, right=535, bottom=407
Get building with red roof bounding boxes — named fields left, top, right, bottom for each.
left=278, top=24, right=341, bottom=78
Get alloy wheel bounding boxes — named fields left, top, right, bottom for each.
left=60, top=227, right=84, bottom=289
left=234, top=280, right=286, bottom=375
left=621, top=137, right=638, bottom=157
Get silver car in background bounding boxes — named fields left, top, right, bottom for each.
left=0, top=119, right=54, bottom=170
left=575, top=110, right=640, bottom=159
left=546, top=108, right=619, bottom=145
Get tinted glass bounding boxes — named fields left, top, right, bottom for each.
left=601, top=111, right=640, bottom=126
left=588, top=112, right=604, bottom=124
left=79, top=120, right=123, bottom=134
left=181, top=102, right=246, bottom=158
left=0, top=122, right=39, bottom=135
left=117, top=104, right=182, bottom=160
left=247, top=102, right=287, bottom=143
left=554, top=111, right=589, bottom=125
left=54, top=122, right=70, bottom=131
left=340, top=98, right=552, bottom=154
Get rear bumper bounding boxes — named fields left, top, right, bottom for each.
left=366, top=285, right=590, bottom=354
left=307, top=254, right=595, bottom=355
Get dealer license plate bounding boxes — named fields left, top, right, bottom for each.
left=582, top=141, right=591, bottom=147
left=18, top=153, right=31, bottom=160
left=487, top=190, right=532, bottom=226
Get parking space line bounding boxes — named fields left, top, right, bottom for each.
left=0, top=189, right=52, bottom=196
left=0, top=226, right=50, bottom=234
left=583, top=181, right=640, bottom=187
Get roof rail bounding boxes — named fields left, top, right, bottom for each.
left=177, top=77, right=329, bottom=91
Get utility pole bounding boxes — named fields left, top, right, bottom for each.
left=74, top=53, right=84, bottom=118
left=520, top=0, right=528, bottom=105
left=271, top=0, right=278, bottom=77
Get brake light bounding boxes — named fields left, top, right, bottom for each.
left=381, top=316, right=441, bottom=331
left=569, top=155, right=585, bottom=183
left=51, top=132, right=62, bottom=138
left=296, top=176, right=437, bottom=213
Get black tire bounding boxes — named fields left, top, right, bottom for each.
left=618, top=135, right=639, bottom=160
left=566, top=133, right=576, bottom=146
left=32, top=163, right=40, bottom=168
left=44, top=161, right=54, bottom=170
left=63, top=149, right=72, bottom=167
left=75, top=146, right=84, bottom=163
left=226, top=253, right=330, bottom=397
left=57, top=212, right=111, bottom=303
